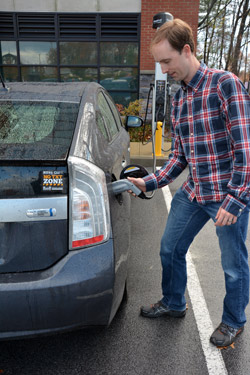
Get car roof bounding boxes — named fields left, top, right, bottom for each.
left=0, top=82, right=98, bottom=103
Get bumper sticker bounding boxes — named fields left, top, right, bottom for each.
left=42, top=171, right=64, bottom=191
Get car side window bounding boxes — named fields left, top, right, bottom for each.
left=96, top=111, right=109, bottom=141
left=97, top=92, right=119, bottom=139
left=104, top=94, right=122, bottom=129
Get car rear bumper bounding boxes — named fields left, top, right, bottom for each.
left=0, top=239, right=114, bottom=340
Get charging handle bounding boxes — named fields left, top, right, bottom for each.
left=112, top=179, right=141, bottom=196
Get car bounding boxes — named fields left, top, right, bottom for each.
left=0, top=81, right=142, bottom=340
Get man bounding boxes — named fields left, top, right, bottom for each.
left=128, top=18, right=250, bottom=348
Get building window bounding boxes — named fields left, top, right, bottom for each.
left=0, top=41, right=17, bottom=64
left=1, top=66, right=18, bottom=81
left=60, top=42, right=98, bottom=65
left=60, top=67, right=98, bottom=82
left=19, top=41, right=57, bottom=65
left=100, top=42, right=138, bottom=65
left=0, top=12, right=140, bottom=106
left=59, top=41, right=98, bottom=82
left=21, top=66, right=57, bottom=82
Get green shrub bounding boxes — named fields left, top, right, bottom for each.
left=128, top=123, right=152, bottom=142
left=116, top=99, right=151, bottom=141
left=119, top=99, right=142, bottom=116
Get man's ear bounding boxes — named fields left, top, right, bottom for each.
left=183, top=44, right=192, bottom=56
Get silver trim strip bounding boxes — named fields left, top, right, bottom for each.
left=0, top=196, right=67, bottom=222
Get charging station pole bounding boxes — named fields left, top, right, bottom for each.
left=152, top=12, right=173, bottom=157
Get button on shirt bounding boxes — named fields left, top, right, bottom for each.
left=143, top=63, right=250, bottom=216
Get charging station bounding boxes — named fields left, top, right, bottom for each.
left=152, top=12, right=173, bottom=157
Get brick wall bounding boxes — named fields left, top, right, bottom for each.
left=140, top=0, right=200, bottom=71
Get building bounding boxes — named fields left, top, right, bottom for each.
left=0, top=0, right=200, bottom=107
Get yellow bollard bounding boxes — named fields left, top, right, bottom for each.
left=155, top=121, right=163, bottom=156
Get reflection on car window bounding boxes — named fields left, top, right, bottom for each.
left=97, top=92, right=119, bottom=139
left=96, top=112, right=109, bottom=141
left=0, top=102, right=56, bottom=143
left=105, top=94, right=122, bottom=129
left=0, top=100, right=79, bottom=160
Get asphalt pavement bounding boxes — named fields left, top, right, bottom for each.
left=1, top=169, right=250, bottom=374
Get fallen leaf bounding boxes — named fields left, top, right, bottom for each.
left=218, top=342, right=235, bottom=350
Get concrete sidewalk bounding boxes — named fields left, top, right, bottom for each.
left=130, top=140, right=172, bottom=167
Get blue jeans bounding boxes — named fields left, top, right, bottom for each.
left=160, top=188, right=250, bottom=329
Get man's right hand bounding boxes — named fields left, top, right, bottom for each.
left=127, top=177, right=146, bottom=193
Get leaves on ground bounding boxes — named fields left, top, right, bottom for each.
left=218, top=342, right=235, bottom=350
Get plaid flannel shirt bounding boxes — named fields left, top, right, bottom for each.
left=144, top=63, right=250, bottom=216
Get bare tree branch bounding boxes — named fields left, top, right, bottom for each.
left=198, top=0, right=218, bottom=28
left=231, top=0, right=249, bottom=74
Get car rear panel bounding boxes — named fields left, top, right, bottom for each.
left=0, top=165, right=68, bottom=273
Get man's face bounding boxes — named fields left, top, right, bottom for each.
left=151, top=39, right=190, bottom=83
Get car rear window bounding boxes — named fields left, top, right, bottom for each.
left=0, top=100, right=79, bottom=160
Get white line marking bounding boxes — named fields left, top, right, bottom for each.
left=162, top=184, right=228, bottom=375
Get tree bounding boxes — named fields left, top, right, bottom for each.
left=197, top=0, right=250, bottom=81
left=230, top=0, right=249, bottom=75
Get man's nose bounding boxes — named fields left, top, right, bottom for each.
left=160, top=63, right=168, bottom=74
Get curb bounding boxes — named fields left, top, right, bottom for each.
left=130, top=156, right=167, bottom=167
left=130, top=141, right=171, bottom=167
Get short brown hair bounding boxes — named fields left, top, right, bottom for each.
left=150, top=19, right=195, bottom=54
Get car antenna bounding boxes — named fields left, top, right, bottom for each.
left=0, top=73, right=9, bottom=92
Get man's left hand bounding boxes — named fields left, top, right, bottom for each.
left=215, top=207, right=237, bottom=227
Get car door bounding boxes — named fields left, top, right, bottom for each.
left=96, top=90, right=131, bottom=317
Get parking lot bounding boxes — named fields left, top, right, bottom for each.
left=1, top=169, right=250, bottom=375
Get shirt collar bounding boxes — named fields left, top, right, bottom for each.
left=181, top=62, right=207, bottom=92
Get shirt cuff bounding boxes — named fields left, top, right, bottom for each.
left=143, top=173, right=158, bottom=192
left=221, top=194, right=247, bottom=217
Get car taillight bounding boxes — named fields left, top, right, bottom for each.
left=68, top=156, right=110, bottom=250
